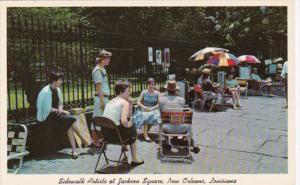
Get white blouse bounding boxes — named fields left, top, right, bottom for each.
left=103, top=96, right=126, bottom=125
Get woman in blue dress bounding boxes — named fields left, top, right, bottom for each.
left=133, top=78, right=161, bottom=142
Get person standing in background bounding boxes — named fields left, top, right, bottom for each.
left=91, top=50, right=112, bottom=143
left=281, top=61, right=288, bottom=108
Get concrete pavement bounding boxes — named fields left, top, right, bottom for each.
left=19, top=96, right=287, bottom=174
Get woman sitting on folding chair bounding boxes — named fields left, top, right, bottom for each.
left=224, top=73, right=242, bottom=110
left=103, top=80, right=144, bottom=167
left=159, top=80, right=200, bottom=154
left=132, top=78, right=161, bottom=142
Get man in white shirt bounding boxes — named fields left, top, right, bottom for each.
left=281, top=61, right=288, bottom=108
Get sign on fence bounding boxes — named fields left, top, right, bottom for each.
left=156, top=50, right=162, bottom=65
left=164, top=48, right=170, bottom=67
left=148, top=47, right=153, bottom=62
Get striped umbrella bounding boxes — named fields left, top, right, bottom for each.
left=188, top=47, right=229, bottom=61
left=207, top=52, right=240, bottom=67
left=272, top=57, right=284, bottom=63
left=238, top=55, right=261, bottom=64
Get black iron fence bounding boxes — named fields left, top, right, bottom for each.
left=7, top=14, right=286, bottom=123
left=7, top=15, right=170, bottom=122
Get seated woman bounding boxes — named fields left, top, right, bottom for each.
left=36, top=72, right=97, bottom=159
left=159, top=80, right=200, bottom=154
left=133, top=78, right=161, bottom=142
left=103, top=80, right=144, bottom=167
left=224, top=73, right=242, bottom=110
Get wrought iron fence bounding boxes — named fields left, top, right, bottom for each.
left=7, top=15, right=170, bottom=122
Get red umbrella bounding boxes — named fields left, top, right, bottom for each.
left=238, top=55, right=261, bottom=64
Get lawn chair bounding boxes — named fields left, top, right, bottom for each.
left=7, top=123, right=30, bottom=174
left=236, top=79, right=249, bottom=98
left=192, top=84, right=215, bottom=112
left=159, top=108, right=193, bottom=162
left=93, top=117, right=129, bottom=173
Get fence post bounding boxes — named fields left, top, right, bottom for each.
left=79, top=24, right=85, bottom=108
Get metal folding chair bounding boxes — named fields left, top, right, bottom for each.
left=93, top=117, right=129, bottom=173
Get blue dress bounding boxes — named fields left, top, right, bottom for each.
left=132, top=90, right=161, bottom=129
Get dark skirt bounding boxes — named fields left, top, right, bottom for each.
left=27, top=113, right=76, bottom=155
left=45, top=112, right=76, bottom=131
left=102, top=124, right=137, bottom=145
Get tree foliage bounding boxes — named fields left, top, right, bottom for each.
left=8, top=6, right=287, bottom=57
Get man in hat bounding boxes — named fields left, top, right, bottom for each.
left=91, top=49, right=112, bottom=143
left=281, top=61, right=288, bottom=108
left=159, top=80, right=200, bottom=154
left=198, top=68, right=212, bottom=85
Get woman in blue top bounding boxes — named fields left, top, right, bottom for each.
left=225, top=73, right=242, bottom=110
left=36, top=72, right=97, bottom=159
left=133, top=78, right=161, bottom=142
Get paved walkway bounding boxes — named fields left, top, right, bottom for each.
left=19, top=96, right=287, bottom=174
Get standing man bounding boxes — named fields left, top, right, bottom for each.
left=281, top=61, right=288, bottom=108
left=91, top=49, right=112, bottom=143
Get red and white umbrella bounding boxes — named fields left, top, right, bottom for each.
left=238, top=55, right=261, bottom=64
left=189, top=47, right=229, bottom=62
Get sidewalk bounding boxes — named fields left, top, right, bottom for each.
left=19, top=96, right=287, bottom=174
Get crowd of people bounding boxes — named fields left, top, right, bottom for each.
left=36, top=49, right=288, bottom=166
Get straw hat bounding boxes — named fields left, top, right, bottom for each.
left=202, top=68, right=211, bottom=74
left=164, top=80, right=180, bottom=91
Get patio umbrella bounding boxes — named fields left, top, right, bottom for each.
left=188, top=47, right=229, bottom=62
left=272, top=57, right=284, bottom=63
left=238, top=55, right=261, bottom=64
left=207, top=52, right=240, bottom=67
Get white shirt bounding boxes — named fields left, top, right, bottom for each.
left=103, top=96, right=126, bottom=125
left=281, top=61, right=288, bottom=79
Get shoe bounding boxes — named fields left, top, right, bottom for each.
left=71, top=152, right=78, bottom=159
left=89, top=142, right=101, bottom=148
left=144, top=137, right=151, bottom=143
left=131, top=161, right=144, bottom=167
left=191, top=147, right=200, bottom=154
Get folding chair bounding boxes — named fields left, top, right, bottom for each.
left=192, top=84, right=215, bottom=112
left=159, top=108, right=193, bottom=162
left=93, top=117, right=129, bottom=173
left=7, top=123, right=30, bottom=174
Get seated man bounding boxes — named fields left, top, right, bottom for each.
left=159, top=80, right=200, bottom=154
left=200, top=73, right=218, bottom=102
left=197, top=68, right=212, bottom=86
left=250, top=68, right=272, bottom=95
